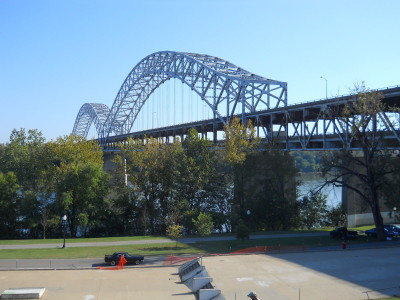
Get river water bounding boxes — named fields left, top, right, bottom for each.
left=297, top=173, right=342, bottom=208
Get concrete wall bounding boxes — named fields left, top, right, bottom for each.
left=347, top=211, right=397, bottom=227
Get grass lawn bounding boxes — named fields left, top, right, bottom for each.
left=0, top=242, right=202, bottom=259
left=0, top=231, right=390, bottom=259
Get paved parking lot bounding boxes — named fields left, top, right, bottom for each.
left=0, top=267, right=192, bottom=300
left=1, top=247, right=399, bottom=300
left=203, top=247, right=400, bottom=300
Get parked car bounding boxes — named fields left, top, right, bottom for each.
left=104, top=252, right=144, bottom=266
left=384, top=224, right=400, bottom=234
left=330, top=227, right=358, bottom=239
left=365, top=227, right=399, bottom=238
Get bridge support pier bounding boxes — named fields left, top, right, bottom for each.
left=341, top=157, right=397, bottom=227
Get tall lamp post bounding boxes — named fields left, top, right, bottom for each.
left=246, top=209, right=251, bottom=226
left=320, top=76, right=327, bottom=99
left=394, top=207, right=397, bottom=224
left=62, top=215, right=67, bottom=249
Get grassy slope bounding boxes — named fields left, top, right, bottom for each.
left=0, top=228, right=388, bottom=259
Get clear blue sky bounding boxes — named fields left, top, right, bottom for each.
left=1, top=0, right=399, bottom=143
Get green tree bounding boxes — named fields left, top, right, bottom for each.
left=0, top=172, right=20, bottom=238
left=177, top=128, right=231, bottom=233
left=292, top=151, right=321, bottom=172
left=247, top=150, right=300, bottom=230
left=166, top=224, right=183, bottom=247
left=298, top=192, right=328, bottom=229
left=48, top=135, right=109, bottom=237
left=117, top=137, right=183, bottom=234
left=192, top=212, right=213, bottom=236
left=39, top=208, right=58, bottom=239
left=235, top=221, right=250, bottom=240
left=223, top=117, right=260, bottom=227
left=55, top=162, right=110, bottom=237
left=0, top=129, right=46, bottom=191
left=320, top=88, right=399, bottom=240
left=0, top=129, right=49, bottom=238
left=326, top=203, right=347, bottom=227
left=178, top=129, right=215, bottom=208
left=223, top=117, right=260, bottom=165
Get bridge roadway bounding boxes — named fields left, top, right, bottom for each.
left=104, top=85, right=400, bottom=150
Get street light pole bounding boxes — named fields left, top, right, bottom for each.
left=394, top=207, right=397, bottom=224
left=320, top=76, right=327, bottom=99
left=62, top=215, right=67, bottom=249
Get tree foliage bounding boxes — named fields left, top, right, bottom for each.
left=0, top=129, right=48, bottom=238
left=192, top=212, right=213, bottom=236
left=0, top=129, right=46, bottom=192
left=166, top=224, right=184, bottom=240
left=113, top=130, right=231, bottom=235
left=291, top=151, right=321, bottom=172
left=326, top=203, right=347, bottom=227
left=116, top=137, right=182, bottom=234
left=223, top=117, right=260, bottom=166
left=178, top=129, right=231, bottom=233
left=245, top=151, right=300, bottom=231
left=320, top=88, right=399, bottom=240
left=298, top=192, right=328, bottom=229
left=0, top=172, right=20, bottom=238
left=235, top=221, right=250, bottom=240
left=45, top=135, right=109, bottom=237
left=0, top=124, right=309, bottom=238
left=223, top=117, right=261, bottom=230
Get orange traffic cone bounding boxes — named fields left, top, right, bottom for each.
left=118, top=254, right=128, bottom=269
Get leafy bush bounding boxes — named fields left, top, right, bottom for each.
left=235, top=222, right=250, bottom=240
left=166, top=224, right=183, bottom=240
left=192, top=212, right=213, bottom=236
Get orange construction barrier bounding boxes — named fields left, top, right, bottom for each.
left=96, top=254, right=128, bottom=270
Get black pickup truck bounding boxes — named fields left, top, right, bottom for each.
left=104, top=252, right=144, bottom=266
left=330, top=227, right=358, bottom=239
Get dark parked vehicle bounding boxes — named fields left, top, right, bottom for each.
left=365, top=227, right=399, bottom=238
left=104, top=252, right=144, bottom=266
left=330, top=227, right=358, bottom=239
left=384, top=224, right=400, bottom=234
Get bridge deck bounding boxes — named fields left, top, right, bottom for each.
left=103, top=86, right=400, bottom=150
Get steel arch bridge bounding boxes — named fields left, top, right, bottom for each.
left=72, top=51, right=287, bottom=145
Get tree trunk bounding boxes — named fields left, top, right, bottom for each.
left=371, top=196, right=385, bottom=241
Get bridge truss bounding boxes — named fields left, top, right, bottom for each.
left=72, top=51, right=287, bottom=146
left=103, top=86, right=400, bottom=150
